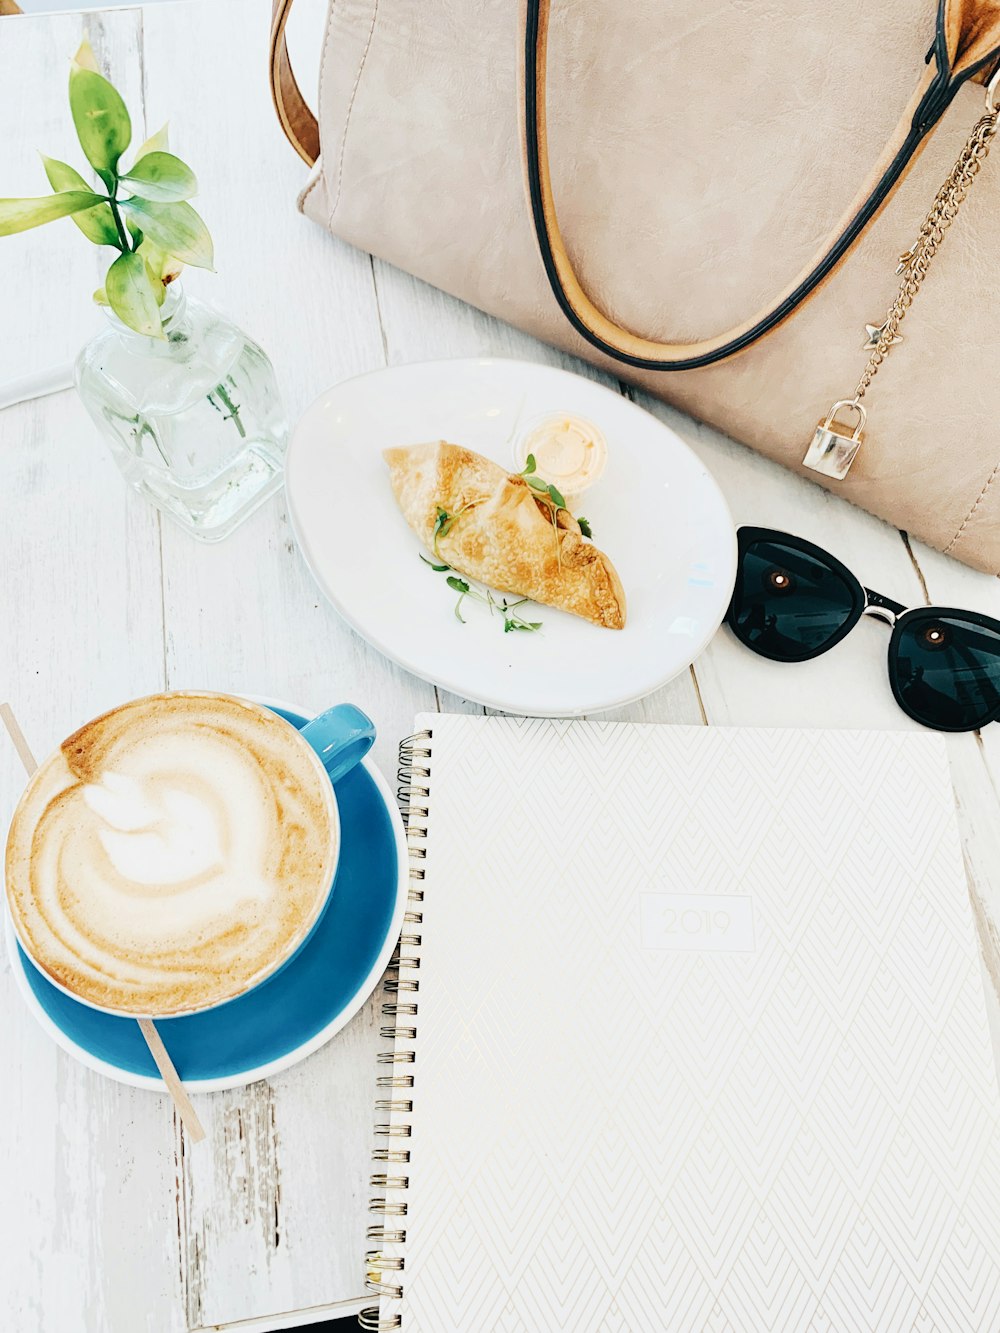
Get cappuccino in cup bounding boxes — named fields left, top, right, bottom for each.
left=5, top=692, right=339, bottom=1016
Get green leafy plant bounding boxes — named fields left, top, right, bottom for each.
left=0, top=40, right=213, bottom=337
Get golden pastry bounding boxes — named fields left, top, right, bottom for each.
left=385, top=441, right=626, bottom=630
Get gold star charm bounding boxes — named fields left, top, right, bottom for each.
left=863, top=322, right=904, bottom=351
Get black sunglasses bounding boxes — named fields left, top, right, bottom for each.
left=725, top=527, right=1000, bottom=733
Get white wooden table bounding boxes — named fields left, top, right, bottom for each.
left=2, top=3, right=999, bottom=1329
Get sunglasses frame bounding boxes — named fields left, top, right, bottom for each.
left=726, top=526, right=1000, bottom=733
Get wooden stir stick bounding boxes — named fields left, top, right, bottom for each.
left=1, top=702, right=206, bottom=1144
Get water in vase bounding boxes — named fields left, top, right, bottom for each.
left=76, top=285, right=288, bottom=541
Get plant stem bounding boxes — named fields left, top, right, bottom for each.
left=214, top=381, right=246, bottom=438
left=107, top=188, right=130, bottom=252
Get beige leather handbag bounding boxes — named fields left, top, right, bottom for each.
left=270, top=0, right=1000, bottom=573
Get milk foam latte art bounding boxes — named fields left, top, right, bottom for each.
left=4, top=693, right=338, bottom=1015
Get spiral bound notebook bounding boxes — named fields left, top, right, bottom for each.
left=362, top=715, right=1000, bottom=1332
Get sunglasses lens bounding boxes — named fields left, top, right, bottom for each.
left=892, top=614, right=1000, bottom=730
left=730, top=537, right=859, bottom=661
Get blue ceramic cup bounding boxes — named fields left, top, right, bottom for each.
left=6, top=692, right=377, bottom=1019
left=300, top=702, right=376, bottom=786
left=246, top=700, right=377, bottom=997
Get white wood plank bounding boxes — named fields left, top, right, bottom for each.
left=0, top=10, right=183, bottom=1333
left=136, top=2, right=434, bottom=1325
left=0, top=11, right=107, bottom=388
left=179, top=999, right=383, bottom=1331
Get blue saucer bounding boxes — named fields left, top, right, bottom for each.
left=7, top=704, right=407, bottom=1091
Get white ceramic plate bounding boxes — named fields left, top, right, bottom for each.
left=286, top=358, right=736, bottom=716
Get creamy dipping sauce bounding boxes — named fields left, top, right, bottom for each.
left=515, top=414, right=607, bottom=497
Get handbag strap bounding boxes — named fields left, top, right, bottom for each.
left=270, top=0, right=320, bottom=166
left=523, top=0, right=1000, bottom=370
left=269, top=0, right=1000, bottom=368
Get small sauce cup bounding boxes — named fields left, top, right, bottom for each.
left=513, top=413, right=608, bottom=500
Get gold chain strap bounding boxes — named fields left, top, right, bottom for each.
left=804, top=71, right=1000, bottom=481
left=854, top=104, right=1000, bottom=402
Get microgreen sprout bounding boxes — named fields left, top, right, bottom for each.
left=421, top=554, right=542, bottom=633
left=519, top=453, right=567, bottom=510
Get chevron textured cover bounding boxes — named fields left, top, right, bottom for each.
left=376, top=716, right=1000, bottom=1331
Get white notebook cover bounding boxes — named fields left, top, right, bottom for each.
left=372, top=716, right=1000, bottom=1331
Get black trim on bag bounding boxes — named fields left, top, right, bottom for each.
left=523, top=0, right=998, bottom=372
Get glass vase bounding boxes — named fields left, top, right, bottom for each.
left=75, top=284, right=288, bottom=541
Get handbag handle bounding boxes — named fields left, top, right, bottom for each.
left=269, top=0, right=1000, bottom=368
left=270, top=0, right=320, bottom=166
left=523, top=0, right=1000, bottom=370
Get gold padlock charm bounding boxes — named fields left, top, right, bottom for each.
left=802, top=399, right=867, bottom=480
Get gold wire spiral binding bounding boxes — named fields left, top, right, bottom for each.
left=366, top=1279, right=404, bottom=1300
left=384, top=977, right=419, bottom=993
left=380, top=1026, right=417, bottom=1041
left=367, top=1252, right=405, bottom=1271
left=374, top=1123, right=412, bottom=1138
left=367, top=1225, right=406, bottom=1243
left=370, top=1198, right=408, bottom=1216
left=362, top=733, right=432, bottom=1333
left=358, top=1314, right=401, bottom=1332
left=370, top=1175, right=410, bottom=1190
